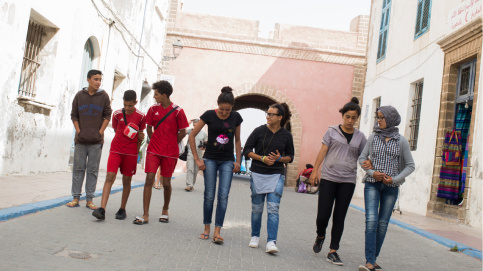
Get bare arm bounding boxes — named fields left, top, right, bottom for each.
left=177, top=129, right=186, bottom=143
left=308, top=143, right=329, bottom=185
left=189, top=120, right=207, bottom=171
left=146, top=125, right=153, bottom=140
left=233, top=125, right=242, bottom=172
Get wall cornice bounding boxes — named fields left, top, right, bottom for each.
left=437, top=17, right=482, bottom=52
left=166, top=30, right=366, bottom=66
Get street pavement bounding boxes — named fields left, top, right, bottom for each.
left=0, top=174, right=481, bottom=270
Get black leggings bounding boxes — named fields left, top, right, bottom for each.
left=316, top=179, right=355, bottom=250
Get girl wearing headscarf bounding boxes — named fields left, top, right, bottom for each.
left=358, top=106, right=415, bottom=271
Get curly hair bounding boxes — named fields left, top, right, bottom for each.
left=152, top=80, right=173, bottom=98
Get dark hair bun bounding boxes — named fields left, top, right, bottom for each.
left=280, top=103, right=292, bottom=118
left=350, top=97, right=359, bottom=105
left=221, top=86, right=233, bottom=93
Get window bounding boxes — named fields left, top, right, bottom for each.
left=18, top=10, right=59, bottom=105
left=371, top=97, right=381, bottom=130
left=377, top=0, right=391, bottom=62
left=456, top=60, right=476, bottom=103
left=18, top=20, right=45, bottom=98
left=414, top=0, right=431, bottom=39
left=409, top=81, right=423, bottom=151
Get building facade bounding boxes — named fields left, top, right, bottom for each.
left=162, top=1, right=370, bottom=185
left=0, top=0, right=171, bottom=175
left=358, top=0, right=481, bottom=228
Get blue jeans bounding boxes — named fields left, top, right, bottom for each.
left=364, top=182, right=399, bottom=265
left=203, top=159, right=234, bottom=227
left=250, top=175, right=285, bottom=242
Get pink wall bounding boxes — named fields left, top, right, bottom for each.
left=168, top=48, right=354, bottom=174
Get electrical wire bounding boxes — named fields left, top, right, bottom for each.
left=89, top=0, right=163, bottom=69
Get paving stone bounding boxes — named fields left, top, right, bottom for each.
left=0, top=175, right=480, bottom=270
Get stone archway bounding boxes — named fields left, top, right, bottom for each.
left=232, top=83, right=302, bottom=186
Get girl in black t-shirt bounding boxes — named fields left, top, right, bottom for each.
left=189, top=86, right=243, bottom=245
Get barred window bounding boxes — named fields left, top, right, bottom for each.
left=19, top=20, right=45, bottom=98
left=414, top=0, right=431, bottom=39
left=409, top=82, right=423, bottom=150
left=371, top=97, right=381, bottom=130
left=377, top=0, right=391, bottom=62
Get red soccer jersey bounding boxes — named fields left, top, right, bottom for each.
left=146, top=103, right=189, bottom=158
left=110, top=108, right=147, bottom=156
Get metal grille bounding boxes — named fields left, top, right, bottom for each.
left=373, top=97, right=381, bottom=127
left=18, top=20, right=44, bottom=97
left=415, top=0, right=431, bottom=38
left=459, top=66, right=471, bottom=96
left=409, top=82, right=423, bottom=151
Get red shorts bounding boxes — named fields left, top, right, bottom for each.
left=107, top=152, right=138, bottom=176
left=145, top=152, right=178, bottom=177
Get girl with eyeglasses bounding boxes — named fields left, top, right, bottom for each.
left=243, top=103, right=294, bottom=254
left=358, top=106, right=415, bottom=271
left=189, top=86, right=243, bottom=245
left=308, top=97, right=367, bottom=266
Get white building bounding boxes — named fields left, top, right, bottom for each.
left=358, top=0, right=482, bottom=228
left=0, top=0, right=176, bottom=175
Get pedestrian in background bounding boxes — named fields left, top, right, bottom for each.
left=67, top=69, right=112, bottom=210
left=189, top=86, right=243, bottom=244
left=243, top=103, right=294, bottom=254
left=185, top=119, right=208, bottom=191
left=358, top=106, right=415, bottom=271
left=308, top=97, right=367, bottom=266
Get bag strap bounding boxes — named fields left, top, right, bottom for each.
left=122, top=109, right=128, bottom=126
left=449, top=130, right=459, bottom=144
left=155, top=106, right=179, bottom=130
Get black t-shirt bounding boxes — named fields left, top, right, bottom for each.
left=339, top=125, right=353, bottom=144
left=243, top=125, right=295, bottom=175
left=200, top=110, right=243, bottom=161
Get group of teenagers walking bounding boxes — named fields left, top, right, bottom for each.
left=69, top=69, right=414, bottom=271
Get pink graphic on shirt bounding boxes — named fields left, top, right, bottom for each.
left=216, top=134, right=229, bottom=145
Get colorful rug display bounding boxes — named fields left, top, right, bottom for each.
left=437, top=130, right=462, bottom=200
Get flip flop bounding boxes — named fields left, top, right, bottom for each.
left=66, top=201, right=80, bottom=208
left=159, top=215, right=169, bottom=223
left=133, top=216, right=148, bottom=225
left=86, top=203, right=97, bottom=210
left=212, top=235, right=224, bottom=245
left=199, top=233, right=209, bottom=240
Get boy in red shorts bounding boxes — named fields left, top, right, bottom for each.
left=92, top=90, right=146, bottom=220
left=133, top=80, right=188, bottom=225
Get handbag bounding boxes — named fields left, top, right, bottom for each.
left=179, top=145, right=188, bottom=161
left=122, top=109, right=139, bottom=139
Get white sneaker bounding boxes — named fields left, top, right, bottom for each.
left=249, top=236, right=259, bottom=248
left=266, top=241, right=279, bottom=254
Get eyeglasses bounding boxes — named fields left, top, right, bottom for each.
left=266, top=113, right=280, bottom=118
left=376, top=116, right=385, bottom=120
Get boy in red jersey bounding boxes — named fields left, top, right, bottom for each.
left=133, top=80, right=189, bottom=225
left=93, top=90, right=146, bottom=220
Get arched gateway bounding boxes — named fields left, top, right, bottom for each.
left=233, top=83, right=302, bottom=186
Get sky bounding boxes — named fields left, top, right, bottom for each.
left=180, top=0, right=372, bottom=144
